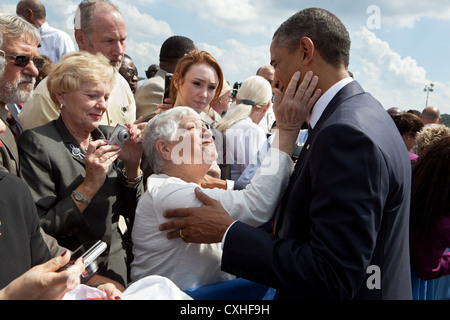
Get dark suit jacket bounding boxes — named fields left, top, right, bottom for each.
left=0, top=172, right=52, bottom=289
left=0, top=106, right=20, bottom=176
left=18, top=116, right=144, bottom=286
left=222, top=81, right=412, bottom=300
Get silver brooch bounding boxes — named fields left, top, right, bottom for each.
left=70, top=144, right=85, bottom=160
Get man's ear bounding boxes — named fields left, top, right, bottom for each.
left=155, top=139, right=173, bottom=161
left=25, top=9, right=34, bottom=21
left=299, top=37, right=315, bottom=66
left=74, top=29, right=87, bottom=50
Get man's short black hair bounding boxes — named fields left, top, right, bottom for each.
left=159, top=35, right=196, bottom=63
left=273, top=8, right=351, bottom=68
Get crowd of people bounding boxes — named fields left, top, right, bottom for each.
left=0, top=0, right=449, bottom=301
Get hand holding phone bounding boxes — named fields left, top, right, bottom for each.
left=163, top=73, right=173, bottom=101
left=58, top=240, right=107, bottom=278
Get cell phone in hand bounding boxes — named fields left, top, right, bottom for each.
left=58, top=240, right=107, bottom=278
left=163, top=73, right=173, bottom=101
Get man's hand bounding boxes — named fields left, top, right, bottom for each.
left=156, top=98, right=174, bottom=115
left=159, top=188, right=235, bottom=243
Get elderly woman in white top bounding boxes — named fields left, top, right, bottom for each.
left=131, top=105, right=298, bottom=290
left=215, top=75, right=272, bottom=181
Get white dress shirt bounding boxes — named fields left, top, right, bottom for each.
left=38, top=22, right=76, bottom=63
left=309, top=77, right=354, bottom=129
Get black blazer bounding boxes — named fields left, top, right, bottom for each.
left=0, top=172, right=52, bottom=289
left=18, top=116, right=143, bottom=286
left=0, top=106, right=20, bottom=175
left=222, top=81, right=412, bottom=300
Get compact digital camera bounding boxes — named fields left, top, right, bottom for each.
left=108, top=124, right=130, bottom=147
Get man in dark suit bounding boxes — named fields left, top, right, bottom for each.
left=160, top=8, right=412, bottom=300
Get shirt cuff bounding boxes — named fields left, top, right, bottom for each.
left=221, top=220, right=238, bottom=249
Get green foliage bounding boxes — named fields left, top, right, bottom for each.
left=441, top=114, right=450, bottom=127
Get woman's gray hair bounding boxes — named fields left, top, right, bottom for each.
left=0, top=10, right=40, bottom=46
left=143, top=107, right=199, bottom=174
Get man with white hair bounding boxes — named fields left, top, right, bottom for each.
left=0, top=10, right=42, bottom=175
left=19, top=0, right=136, bottom=130
left=0, top=10, right=71, bottom=256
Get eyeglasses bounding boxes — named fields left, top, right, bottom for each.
left=0, top=50, right=45, bottom=71
left=128, top=68, right=138, bottom=78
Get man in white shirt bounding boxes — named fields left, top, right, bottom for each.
left=18, top=0, right=136, bottom=129
left=16, top=0, right=75, bottom=63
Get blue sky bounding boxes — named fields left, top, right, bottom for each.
left=2, top=0, right=450, bottom=114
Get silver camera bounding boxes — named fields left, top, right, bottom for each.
left=108, top=124, right=130, bottom=147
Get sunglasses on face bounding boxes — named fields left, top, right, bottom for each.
left=0, top=50, right=45, bottom=71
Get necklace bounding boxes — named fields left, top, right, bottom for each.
left=80, top=135, right=93, bottom=151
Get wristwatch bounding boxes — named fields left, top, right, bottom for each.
left=72, top=190, right=91, bottom=205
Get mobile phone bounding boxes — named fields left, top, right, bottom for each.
left=58, top=240, right=107, bottom=278
left=107, top=124, right=130, bottom=147
left=292, top=142, right=304, bottom=160
left=163, top=73, right=173, bottom=101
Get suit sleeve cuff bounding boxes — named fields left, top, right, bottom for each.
left=221, top=220, right=238, bottom=249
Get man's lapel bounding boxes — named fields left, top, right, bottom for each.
left=273, top=81, right=365, bottom=235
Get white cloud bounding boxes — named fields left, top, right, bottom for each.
left=124, top=39, right=160, bottom=77
left=0, top=4, right=16, bottom=14
left=349, top=27, right=450, bottom=112
left=375, top=1, right=450, bottom=29
left=352, top=27, right=426, bottom=86
left=116, top=1, right=173, bottom=39
left=168, top=0, right=278, bottom=36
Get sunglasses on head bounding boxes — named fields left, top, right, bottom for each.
left=0, top=50, right=45, bottom=71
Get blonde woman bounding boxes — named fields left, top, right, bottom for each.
left=18, top=51, right=144, bottom=289
left=415, top=124, right=450, bottom=157
left=215, top=75, right=272, bottom=181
